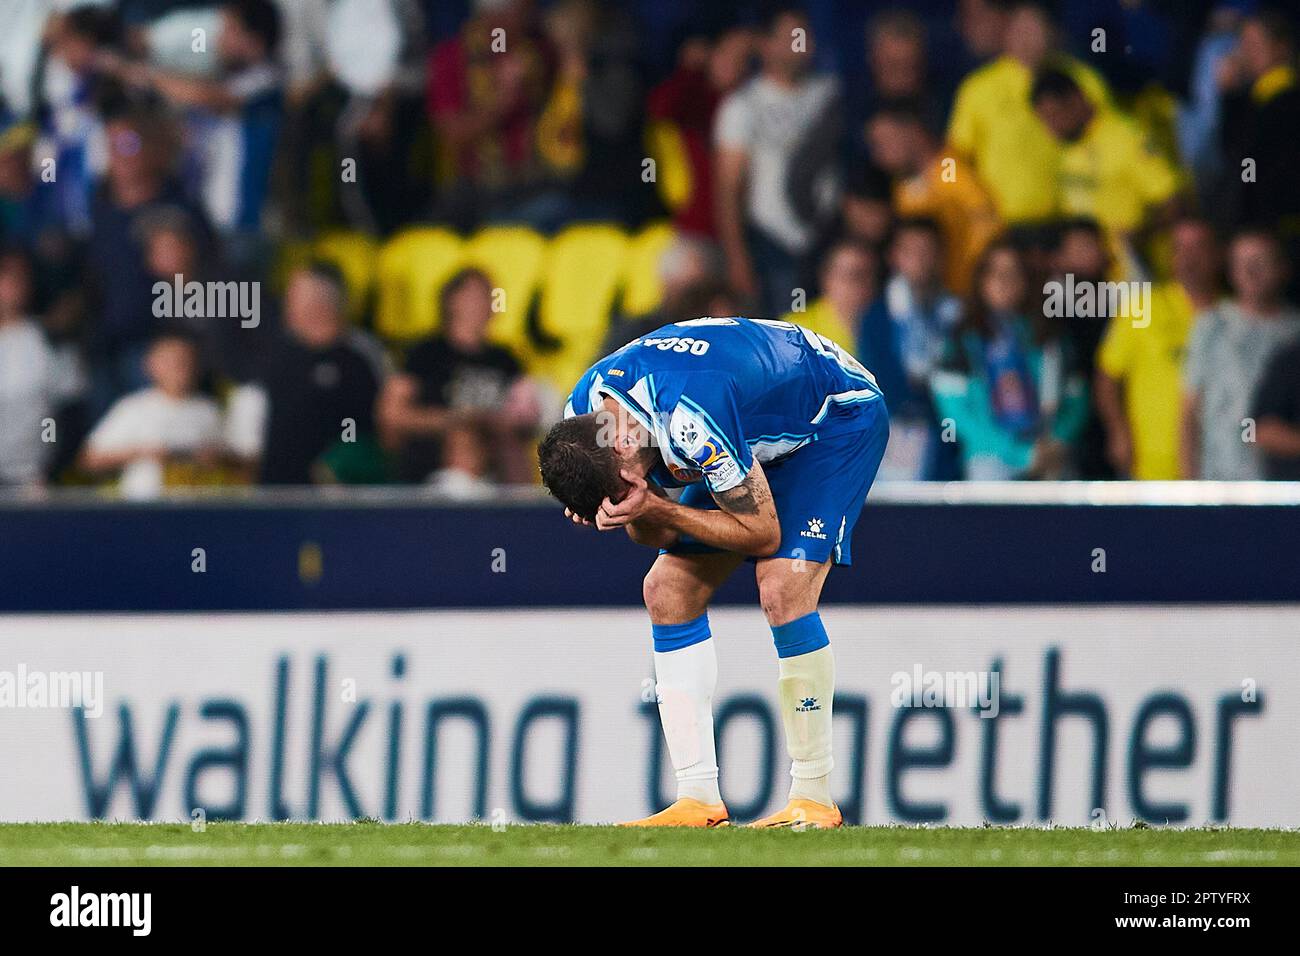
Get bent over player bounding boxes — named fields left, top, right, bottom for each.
left=538, top=317, right=888, bottom=828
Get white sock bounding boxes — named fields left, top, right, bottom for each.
left=654, top=638, right=721, bottom=805
left=777, top=644, right=835, bottom=805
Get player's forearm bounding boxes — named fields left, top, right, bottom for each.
left=625, top=519, right=679, bottom=549
left=643, top=494, right=778, bottom=557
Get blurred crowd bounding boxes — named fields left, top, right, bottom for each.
left=2, top=0, right=1300, bottom=497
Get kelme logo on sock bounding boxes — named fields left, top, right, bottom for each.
left=796, top=696, right=821, bottom=712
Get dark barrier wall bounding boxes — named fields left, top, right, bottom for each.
left=2, top=497, right=1298, bottom=611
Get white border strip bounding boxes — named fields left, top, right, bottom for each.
left=0, top=481, right=1298, bottom=509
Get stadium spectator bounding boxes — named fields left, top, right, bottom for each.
left=104, top=0, right=284, bottom=262
left=1216, top=9, right=1300, bottom=246
left=866, top=99, right=1000, bottom=294
left=1178, top=3, right=1244, bottom=194
left=253, top=263, right=386, bottom=484
left=0, top=246, right=82, bottom=486
left=85, top=106, right=207, bottom=420
left=323, top=0, right=428, bottom=235
left=378, top=267, right=539, bottom=492
left=714, top=6, right=841, bottom=314
left=1047, top=218, right=1124, bottom=479
left=0, top=117, right=50, bottom=249
left=33, top=5, right=122, bottom=240
left=79, top=332, right=224, bottom=499
left=947, top=0, right=1110, bottom=223
left=956, top=0, right=1012, bottom=63
left=867, top=9, right=929, bottom=102
left=1182, top=228, right=1300, bottom=479
left=785, top=236, right=877, bottom=352
left=852, top=9, right=942, bottom=154
left=426, top=0, right=552, bottom=230
left=0, top=0, right=1295, bottom=490
left=1096, top=216, right=1222, bottom=479
left=535, top=0, right=648, bottom=227
left=645, top=24, right=754, bottom=239
left=136, top=204, right=267, bottom=385
left=826, top=164, right=894, bottom=254
left=932, top=240, right=1088, bottom=479
left=859, top=218, right=962, bottom=480
left=1031, top=67, right=1180, bottom=240
left=1253, top=338, right=1300, bottom=479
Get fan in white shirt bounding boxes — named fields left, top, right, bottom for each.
left=81, top=335, right=224, bottom=499
left=0, top=251, right=83, bottom=486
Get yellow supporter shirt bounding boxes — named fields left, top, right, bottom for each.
left=1096, top=281, right=1196, bottom=480
left=1058, top=111, right=1179, bottom=234
left=894, top=154, right=1001, bottom=295
left=781, top=298, right=858, bottom=352
left=947, top=55, right=1109, bottom=222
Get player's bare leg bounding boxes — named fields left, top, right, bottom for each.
left=746, top=556, right=843, bottom=829
left=620, top=550, right=744, bottom=827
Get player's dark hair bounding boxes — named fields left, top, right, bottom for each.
left=538, top=414, right=625, bottom=523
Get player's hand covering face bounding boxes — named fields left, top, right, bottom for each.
left=595, top=470, right=652, bottom=530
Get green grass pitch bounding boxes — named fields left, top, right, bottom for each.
left=2, top=822, right=1298, bottom=866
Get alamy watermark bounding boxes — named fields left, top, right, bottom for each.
left=152, top=274, right=260, bottom=328
left=891, top=665, right=1001, bottom=718
left=0, top=664, right=103, bottom=718
left=1043, top=274, right=1152, bottom=328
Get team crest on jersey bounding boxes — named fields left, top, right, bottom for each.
left=670, top=405, right=742, bottom=488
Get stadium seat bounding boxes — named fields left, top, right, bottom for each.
left=374, top=227, right=463, bottom=342
left=461, top=225, right=548, bottom=363
left=535, top=223, right=631, bottom=391
left=621, top=221, right=678, bottom=318
left=312, top=231, right=379, bottom=325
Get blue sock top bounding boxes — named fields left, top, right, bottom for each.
left=770, top=611, right=829, bottom=659
left=651, top=613, right=712, bottom=653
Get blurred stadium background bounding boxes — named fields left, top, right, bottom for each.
left=0, top=0, right=1297, bottom=832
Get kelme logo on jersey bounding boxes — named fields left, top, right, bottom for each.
left=801, top=518, right=828, bottom=540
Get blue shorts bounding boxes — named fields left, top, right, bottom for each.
left=663, top=399, right=889, bottom=566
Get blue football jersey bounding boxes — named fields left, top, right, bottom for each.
left=563, top=317, right=885, bottom=493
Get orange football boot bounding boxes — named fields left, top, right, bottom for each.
left=619, top=798, right=730, bottom=828
left=745, top=799, right=843, bottom=829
